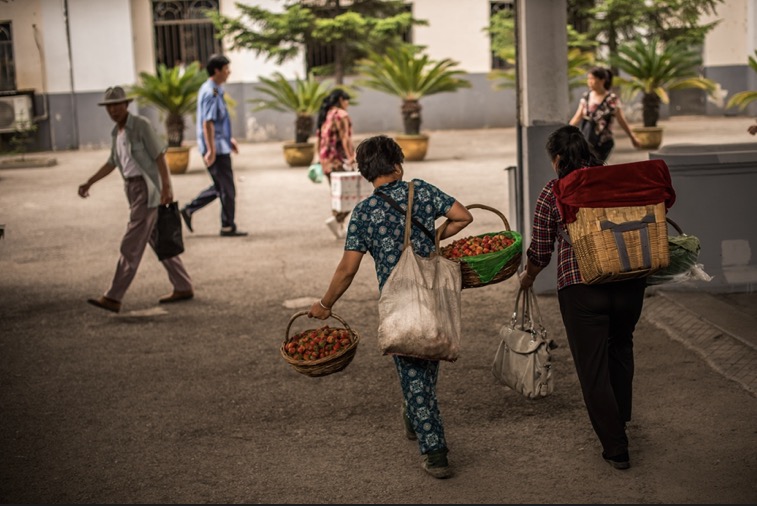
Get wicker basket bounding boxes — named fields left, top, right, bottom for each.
left=439, top=204, right=523, bottom=289
left=281, top=311, right=360, bottom=377
left=567, top=203, right=670, bottom=284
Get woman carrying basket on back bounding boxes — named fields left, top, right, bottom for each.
left=519, top=125, right=647, bottom=471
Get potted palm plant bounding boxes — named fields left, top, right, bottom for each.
left=610, top=37, right=718, bottom=150
left=725, top=50, right=757, bottom=112
left=251, top=72, right=335, bottom=167
left=129, top=62, right=207, bottom=174
left=356, top=45, right=471, bottom=161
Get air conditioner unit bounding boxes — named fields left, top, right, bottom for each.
left=0, top=94, right=34, bottom=133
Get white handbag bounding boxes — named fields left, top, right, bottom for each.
left=492, top=287, right=556, bottom=399
left=377, top=182, right=463, bottom=362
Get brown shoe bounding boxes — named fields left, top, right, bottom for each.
left=87, top=296, right=121, bottom=313
left=158, top=290, right=194, bottom=304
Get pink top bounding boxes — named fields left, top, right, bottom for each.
left=318, top=107, right=352, bottom=171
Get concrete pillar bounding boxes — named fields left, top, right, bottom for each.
left=515, top=0, right=569, bottom=294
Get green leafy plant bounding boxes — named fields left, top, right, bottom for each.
left=578, top=0, right=723, bottom=63
left=251, top=72, right=336, bottom=143
left=9, top=120, right=38, bottom=160
left=485, top=10, right=594, bottom=91
left=209, top=1, right=425, bottom=84
left=129, top=62, right=207, bottom=147
left=725, top=51, right=757, bottom=111
left=356, top=45, right=471, bottom=135
left=610, top=37, right=717, bottom=127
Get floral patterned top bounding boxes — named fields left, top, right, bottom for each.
left=580, top=91, right=619, bottom=145
left=318, top=107, right=351, bottom=172
left=345, top=179, right=455, bottom=291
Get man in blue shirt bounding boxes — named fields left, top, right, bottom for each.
left=181, top=54, right=247, bottom=237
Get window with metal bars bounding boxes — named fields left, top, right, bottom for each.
left=0, top=22, right=15, bottom=91
left=491, top=0, right=514, bottom=70
left=152, top=0, right=222, bottom=70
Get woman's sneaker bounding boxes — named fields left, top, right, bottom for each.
left=422, top=449, right=453, bottom=479
left=325, top=217, right=342, bottom=239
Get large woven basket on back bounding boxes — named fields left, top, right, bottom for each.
left=281, top=311, right=360, bottom=378
left=567, top=202, right=669, bottom=284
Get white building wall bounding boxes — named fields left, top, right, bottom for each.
left=40, top=0, right=74, bottom=94
left=703, top=0, right=750, bottom=66
left=412, top=0, right=491, bottom=73
left=131, top=0, right=154, bottom=77
left=68, top=0, right=135, bottom=91
left=3, top=0, right=44, bottom=91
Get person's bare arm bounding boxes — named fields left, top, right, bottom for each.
left=569, top=102, right=584, bottom=126
left=156, top=152, right=173, bottom=205
left=614, top=106, right=640, bottom=148
left=78, top=162, right=117, bottom=198
left=308, top=250, right=365, bottom=319
left=336, top=115, right=355, bottom=165
left=203, top=120, right=216, bottom=166
left=519, top=258, right=546, bottom=289
left=439, top=201, right=474, bottom=240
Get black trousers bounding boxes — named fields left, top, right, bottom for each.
left=557, top=278, right=646, bottom=457
left=594, top=139, right=614, bottom=162
left=184, top=154, right=237, bottom=230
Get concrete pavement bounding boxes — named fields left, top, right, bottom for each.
left=1, top=114, right=756, bottom=502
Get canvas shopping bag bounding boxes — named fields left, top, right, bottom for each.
left=377, top=182, right=463, bottom=362
left=155, top=201, right=185, bottom=261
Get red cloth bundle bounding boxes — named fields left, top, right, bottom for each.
left=553, top=159, right=676, bottom=224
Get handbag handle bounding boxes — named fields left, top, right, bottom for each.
left=402, top=182, right=442, bottom=252
left=510, top=287, right=546, bottom=338
left=403, top=181, right=414, bottom=247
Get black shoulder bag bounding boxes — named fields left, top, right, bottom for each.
left=579, top=92, right=609, bottom=148
left=373, top=190, right=436, bottom=242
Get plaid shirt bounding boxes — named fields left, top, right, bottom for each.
left=526, top=179, right=583, bottom=290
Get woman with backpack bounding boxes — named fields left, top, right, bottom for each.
left=569, top=66, right=640, bottom=162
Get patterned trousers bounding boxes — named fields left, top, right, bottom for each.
left=393, top=355, right=447, bottom=455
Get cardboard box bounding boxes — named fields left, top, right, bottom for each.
left=331, top=171, right=373, bottom=212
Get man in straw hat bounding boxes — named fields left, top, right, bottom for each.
left=77, top=86, right=194, bottom=313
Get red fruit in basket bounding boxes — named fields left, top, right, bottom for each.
left=339, top=338, right=351, bottom=347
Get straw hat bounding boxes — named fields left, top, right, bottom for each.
left=98, top=86, right=134, bottom=106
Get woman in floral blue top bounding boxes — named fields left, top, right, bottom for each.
left=308, top=135, right=473, bottom=479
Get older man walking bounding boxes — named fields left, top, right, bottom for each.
left=78, top=86, right=194, bottom=313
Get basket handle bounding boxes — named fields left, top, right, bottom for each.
left=437, top=203, right=512, bottom=239
left=666, top=217, right=683, bottom=235
left=284, top=310, right=352, bottom=345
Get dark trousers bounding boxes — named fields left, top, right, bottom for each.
left=557, top=278, right=646, bottom=457
left=594, top=139, right=614, bottom=162
left=184, top=154, right=237, bottom=230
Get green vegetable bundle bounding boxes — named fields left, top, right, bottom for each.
left=647, top=234, right=702, bottom=285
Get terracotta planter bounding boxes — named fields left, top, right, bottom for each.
left=283, top=142, right=315, bottom=167
left=395, top=134, right=429, bottom=162
left=165, top=146, right=190, bottom=174
left=632, top=127, right=664, bottom=150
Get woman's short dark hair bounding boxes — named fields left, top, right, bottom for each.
left=206, top=54, right=230, bottom=76
left=316, top=89, right=351, bottom=132
left=356, top=135, right=404, bottom=182
left=546, top=125, right=604, bottom=178
left=589, top=66, right=613, bottom=90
